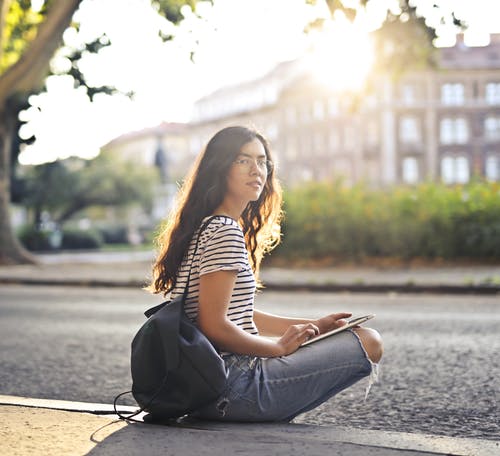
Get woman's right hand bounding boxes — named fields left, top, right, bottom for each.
left=274, top=323, right=319, bottom=356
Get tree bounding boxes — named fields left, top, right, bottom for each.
left=19, top=153, right=159, bottom=227
left=0, top=0, right=82, bottom=264
left=0, top=0, right=462, bottom=265
left=0, top=0, right=197, bottom=264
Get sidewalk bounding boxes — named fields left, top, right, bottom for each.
left=1, top=253, right=499, bottom=455
left=1, top=396, right=498, bottom=456
left=0, top=250, right=499, bottom=293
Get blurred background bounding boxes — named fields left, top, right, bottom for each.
left=1, top=0, right=500, bottom=265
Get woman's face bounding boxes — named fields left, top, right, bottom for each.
left=224, top=138, right=269, bottom=206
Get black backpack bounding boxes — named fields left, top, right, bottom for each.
left=114, top=217, right=227, bottom=421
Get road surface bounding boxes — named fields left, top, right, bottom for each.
left=0, top=285, right=498, bottom=440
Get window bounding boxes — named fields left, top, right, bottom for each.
left=485, top=155, right=500, bottom=180
left=285, top=106, right=297, bottom=125
left=189, top=136, right=202, bottom=154
left=313, top=100, right=325, bottom=120
left=485, top=82, right=500, bottom=105
left=484, top=116, right=500, bottom=141
left=440, top=119, right=453, bottom=144
left=300, top=167, right=314, bottom=181
left=399, top=116, right=420, bottom=143
left=440, top=118, right=468, bottom=144
left=401, top=83, right=416, bottom=105
left=441, top=83, right=465, bottom=105
left=328, top=98, right=339, bottom=117
left=441, top=157, right=454, bottom=183
left=301, top=105, right=310, bottom=122
left=402, top=157, right=419, bottom=184
left=441, top=156, right=470, bottom=184
left=456, top=157, right=470, bottom=183
left=266, top=123, right=279, bottom=140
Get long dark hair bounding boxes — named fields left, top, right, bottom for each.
left=149, top=125, right=282, bottom=295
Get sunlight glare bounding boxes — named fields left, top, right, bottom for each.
left=307, top=12, right=374, bottom=92
left=31, top=0, right=44, bottom=13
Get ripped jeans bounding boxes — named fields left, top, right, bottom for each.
left=192, top=330, right=376, bottom=422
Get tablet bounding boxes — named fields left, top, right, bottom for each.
left=301, top=314, right=375, bottom=346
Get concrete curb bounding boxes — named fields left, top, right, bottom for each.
left=0, top=277, right=147, bottom=289
left=1, top=276, right=500, bottom=294
left=0, top=396, right=498, bottom=456
left=263, top=281, right=500, bottom=295
left=0, top=394, right=137, bottom=415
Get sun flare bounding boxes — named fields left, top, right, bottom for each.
left=306, top=13, right=375, bottom=92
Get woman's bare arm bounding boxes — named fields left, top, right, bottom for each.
left=253, top=309, right=316, bottom=336
left=197, top=270, right=318, bottom=357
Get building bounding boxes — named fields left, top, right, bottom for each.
left=186, top=34, right=500, bottom=187
left=103, top=122, right=191, bottom=182
left=101, top=122, right=191, bottom=223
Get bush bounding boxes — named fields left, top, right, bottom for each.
left=61, top=228, right=103, bottom=250
left=98, top=225, right=129, bottom=244
left=139, top=226, right=156, bottom=246
left=17, top=225, right=53, bottom=251
left=275, top=180, right=500, bottom=262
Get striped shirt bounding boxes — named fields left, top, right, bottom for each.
left=170, top=215, right=259, bottom=345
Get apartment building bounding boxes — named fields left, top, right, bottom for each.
left=187, top=34, right=500, bottom=187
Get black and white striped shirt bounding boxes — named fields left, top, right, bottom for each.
left=171, top=216, right=259, bottom=340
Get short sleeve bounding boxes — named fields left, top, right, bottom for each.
left=199, top=224, right=249, bottom=276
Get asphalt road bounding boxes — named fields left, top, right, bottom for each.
left=0, top=285, right=498, bottom=441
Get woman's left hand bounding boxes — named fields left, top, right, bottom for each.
left=315, top=312, right=352, bottom=334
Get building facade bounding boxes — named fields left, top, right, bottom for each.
left=102, top=122, right=191, bottom=222
left=186, top=34, right=500, bottom=187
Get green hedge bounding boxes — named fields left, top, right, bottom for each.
left=18, top=226, right=53, bottom=251
left=18, top=226, right=104, bottom=251
left=275, top=180, right=500, bottom=261
left=61, top=228, right=103, bottom=250
left=98, top=225, right=129, bottom=244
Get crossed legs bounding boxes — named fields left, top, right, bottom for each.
left=352, top=327, right=383, bottom=363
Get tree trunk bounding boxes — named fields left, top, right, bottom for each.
left=0, top=104, right=36, bottom=264
left=0, top=0, right=82, bottom=264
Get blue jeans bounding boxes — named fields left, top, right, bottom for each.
left=192, top=330, right=374, bottom=422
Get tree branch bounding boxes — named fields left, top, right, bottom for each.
left=55, top=199, right=87, bottom=225
left=0, top=0, right=12, bottom=65
left=0, top=0, right=82, bottom=105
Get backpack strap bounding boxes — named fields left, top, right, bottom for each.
left=181, top=215, right=218, bottom=300
left=143, top=215, right=218, bottom=318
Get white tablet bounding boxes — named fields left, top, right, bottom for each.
left=301, top=314, right=375, bottom=346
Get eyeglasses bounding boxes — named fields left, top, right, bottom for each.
left=233, top=157, right=273, bottom=173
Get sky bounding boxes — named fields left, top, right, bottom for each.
left=18, top=0, right=500, bottom=165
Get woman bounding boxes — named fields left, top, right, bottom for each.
left=149, top=125, right=382, bottom=421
